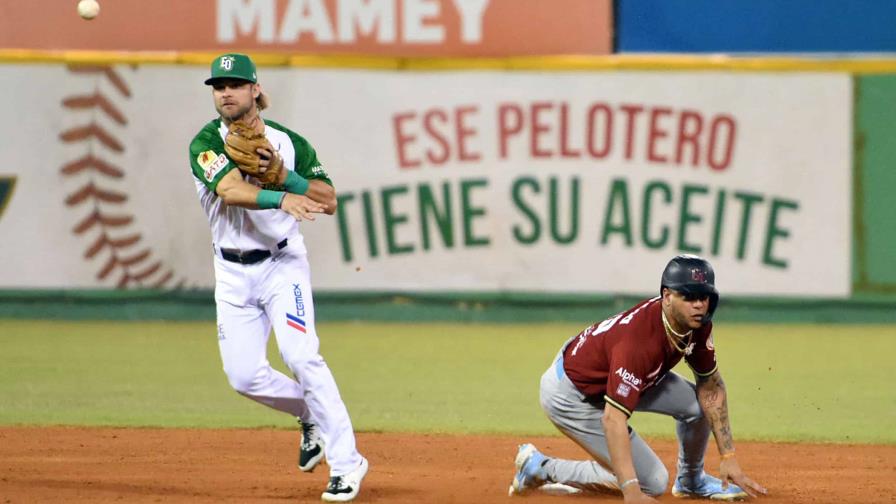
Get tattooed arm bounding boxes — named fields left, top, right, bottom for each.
left=696, top=370, right=767, bottom=498
left=696, top=370, right=734, bottom=454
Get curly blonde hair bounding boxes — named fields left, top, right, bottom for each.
left=256, top=91, right=270, bottom=111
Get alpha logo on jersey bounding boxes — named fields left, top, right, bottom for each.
left=615, top=367, right=643, bottom=390
left=616, top=383, right=632, bottom=397
left=197, top=151, right=228, bottom=181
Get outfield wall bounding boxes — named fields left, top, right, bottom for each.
left=854, top=75, right=896, bottom=294
left=0, top=0, right=612, bottom=57
left=0, top=54, right=893, bottom=321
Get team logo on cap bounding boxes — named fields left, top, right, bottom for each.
left=220, top=56, right=234, bottom=70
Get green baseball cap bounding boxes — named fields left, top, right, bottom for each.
left=204, top=53, right=257, bottom=85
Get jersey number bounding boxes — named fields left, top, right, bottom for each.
left=592, top=314, right=623, bottom=335
left=570, top=314, right=621, bottom=356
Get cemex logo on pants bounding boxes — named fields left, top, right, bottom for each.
left=287, top=283, right=307, bottom=333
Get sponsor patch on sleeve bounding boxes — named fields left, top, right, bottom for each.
left=311, top=165, right=327, bottom=176
left=198, top=151, right=229, bottom=181
left=197, top=150, right=216, bottom=169
left=614, top=366, right=643, bottom=391
left=615, top=383, right=631, bottom=397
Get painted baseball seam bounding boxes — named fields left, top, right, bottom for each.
left=60, top=65, right=183, bottom=289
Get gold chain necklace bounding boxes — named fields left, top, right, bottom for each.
left=662, top=310, right=693, bottom=354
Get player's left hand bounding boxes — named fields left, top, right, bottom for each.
left=720, top=457, right=768, bottom=498
left=224, top=120, right=283, bottom=185
left=255, top=146, right=283, bottom=183
left=280, top=193, right=325, bottom=221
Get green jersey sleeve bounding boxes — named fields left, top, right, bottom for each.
left=189, top=119, right=238, bottom=192
left=266, top=119, right=333, bottom=186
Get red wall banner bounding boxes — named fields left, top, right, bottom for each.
left=1, top=0, right=611, bottom=56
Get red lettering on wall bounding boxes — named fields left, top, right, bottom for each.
left=530, top=102, right=553, bottom=158
left=559, top=103, right=581, bottom=158
left=498, top=103, right=524, bottom=159
left=708, top=115, right=736, bottom=171
left=675, top=110, right=703, bottom=167
left=423, top=109, right=451, bottom=165
left=619, top=104, right=644, bottom=160
left=455, top=105, right=481, bottom=162
left=647, top=107, right=672, bottom=163
left=393, top=112, right=420, bottom=169
left=586, top=103, right=613, bottom=159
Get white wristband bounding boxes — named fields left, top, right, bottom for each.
left=621, top=478, right=639, bottom=489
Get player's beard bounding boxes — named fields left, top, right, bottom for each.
left=678, top=308, right=703, bottom=330
left=666, top=305, right=696, bottom=332
left=216, top=101, right=253, bottom=123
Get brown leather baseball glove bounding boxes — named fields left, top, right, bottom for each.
left=223, top=119, right=282, bottom=185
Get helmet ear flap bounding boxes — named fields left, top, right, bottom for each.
left=703, top=289, right=720, bottom=323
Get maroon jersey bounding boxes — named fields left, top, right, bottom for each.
left=562, top=297, right=717, bottom=417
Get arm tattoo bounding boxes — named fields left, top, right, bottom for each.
left=697, top=371, right=734, bottom=453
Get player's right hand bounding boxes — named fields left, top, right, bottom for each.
left=720, top=457, right=768, bottom=498
left=280, top=193, right=325, bottom=221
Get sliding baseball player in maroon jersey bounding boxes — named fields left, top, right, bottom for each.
left=510, top=255, right=767, bottom=502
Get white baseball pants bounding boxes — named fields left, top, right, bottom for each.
left=213, top=239, right=362, bottom=476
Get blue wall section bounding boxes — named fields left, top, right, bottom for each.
left=617, top=0, right=896, bottom=53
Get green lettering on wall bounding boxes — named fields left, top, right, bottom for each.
left=763, top=198, right=799, bottom=268
left=678, top=184, right=708, bottom=253
left=461, top=178, right=490, bottom=247
left=361, top=190, right=379, bottom=258
left=511, top=177, right=541, bottom=244
left=381, top=185, right=413, bottom=255
left=601, top=178, right=633, bottom=246
left=642, top=180, right=671, bottom=249
left=549, top=177, right=579, bottom=244
left=336, top=193, right=355, bottom=262
left=711, top=189, right=726, bottom=256
left=418, top=182, right=454, bottom=251
left=733, top=191, right=764, bottom=261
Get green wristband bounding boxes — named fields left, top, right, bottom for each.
left=256, top=189, right=286, bottom=209
left=283, top=171, right=310, bottom=195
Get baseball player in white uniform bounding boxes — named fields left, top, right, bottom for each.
left=188, top=53, right=368, bottom=502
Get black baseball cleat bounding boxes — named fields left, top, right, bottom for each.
left=321, top=457, right=369, bottom=502
left=298, top=420, right=325, bottom=472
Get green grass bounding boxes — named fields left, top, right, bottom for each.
left=0, top=320, right=893, bottom=443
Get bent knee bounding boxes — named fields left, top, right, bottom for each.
left=640, top=466, right=669, bottom=496
left=676, top=401, right=706, bottom=424
left=223, top=365, right=268, bottom=395
left=281, top=352, right=325, bottom=378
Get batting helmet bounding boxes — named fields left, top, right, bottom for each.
left=660, top=254, right=719, bottom=323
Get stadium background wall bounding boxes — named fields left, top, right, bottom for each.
left=1, top=0, right=894, bottom=322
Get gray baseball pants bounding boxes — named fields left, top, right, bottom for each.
left=538, top=341, right=711, bottom=496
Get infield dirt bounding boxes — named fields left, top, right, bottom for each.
left=1, top=427, right=892, bottom=503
